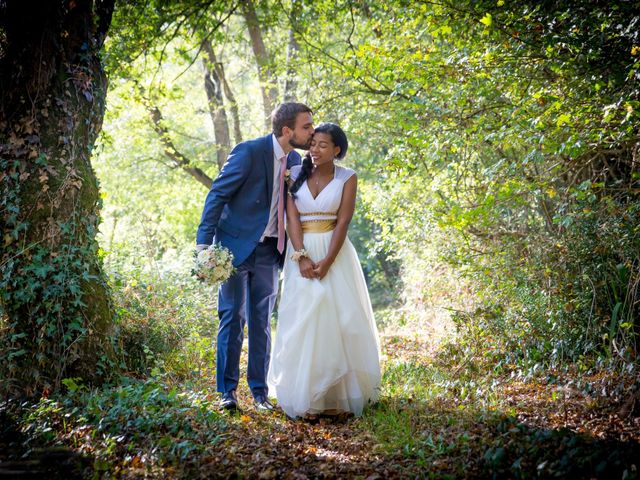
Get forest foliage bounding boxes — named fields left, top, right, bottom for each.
left=93, top=0, right=640, bottom=375
left=0, top=0, right=638, bottom=408
left=1, top=1, right=639, bottom=477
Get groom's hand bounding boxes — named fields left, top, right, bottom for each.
left=299, top=257, right=316, bottom=279
left=195, top=244, right=209, bottom=253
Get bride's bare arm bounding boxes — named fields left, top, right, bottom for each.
left=286, top=194, right=315, bottom=278
left=313, top=174, right=357, bottom=279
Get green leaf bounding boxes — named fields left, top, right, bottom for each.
left=609, top=302, right=622, bottom=342
left=480, top=13, right=492, bottom=27
left=556, top=113, right=571, bottom=127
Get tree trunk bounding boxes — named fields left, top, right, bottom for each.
left=202, top=39, right=231, bottom=170
left=284, top=0, right=301, bottom=102
left=0, top=0, right=116, bottom=398
left=241, top=0, right=278, bottom=129
left=215, top=60, right=243, bottom=145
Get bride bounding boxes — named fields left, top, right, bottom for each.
left=267, top=122, right=381, bottom=419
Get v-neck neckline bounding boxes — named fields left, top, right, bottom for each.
left=306, top=167, right=336, bottom=201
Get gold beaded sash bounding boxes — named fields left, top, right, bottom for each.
left=301, top=219, right=337, bottom=233
left=300, top=211, right=337, bottom=217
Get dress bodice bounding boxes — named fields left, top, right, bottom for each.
left=290, top=165, right=355, bottom=222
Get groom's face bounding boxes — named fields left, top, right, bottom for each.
left=287, top=112, right=314, bottom=150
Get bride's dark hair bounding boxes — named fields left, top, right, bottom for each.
left=289, top=122, right=348, bottom=197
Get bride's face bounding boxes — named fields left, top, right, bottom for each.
left=309, top=132, right=340, bottom=167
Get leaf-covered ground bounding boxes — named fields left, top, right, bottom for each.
left=188, top=332, right=640, bottom=479
left=1, top=327, right=639, bottom=479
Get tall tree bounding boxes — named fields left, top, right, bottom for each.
left=202, top=39, right=232, bottom=169
left=241, top=0, right=278, bottom=128
left=283, top=0, right=301, bottom=101
left=216, top=59, right=244, bottom=145
left=0, top=0, right=116, bottom=397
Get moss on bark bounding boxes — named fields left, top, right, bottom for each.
left=0, top=0, right=116, bottom=398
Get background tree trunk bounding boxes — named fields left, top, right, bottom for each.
left=0, top=0, right=116, bottom=398
left=215, top=60, right=243, bottom=145
left=241, top=0, right=278, bottom=129
left=284, top=0, right=301, bottom=102
left=202, top=39, right=231, bottom=170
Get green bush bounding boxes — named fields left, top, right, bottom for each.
left=108, top=266, right=218, bottom=379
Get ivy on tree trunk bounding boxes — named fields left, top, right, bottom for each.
left=0, top=0, right=116, bottom=398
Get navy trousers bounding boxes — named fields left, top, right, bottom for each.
left=216, top=238, right=279, bottom=398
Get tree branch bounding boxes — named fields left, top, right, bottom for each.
left=139, top=96, right=214, bottom=189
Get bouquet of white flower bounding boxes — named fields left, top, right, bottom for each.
left=192, top=244, right=234, bottom=284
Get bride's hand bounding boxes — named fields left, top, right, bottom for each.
left=312, top=258, right=332, bottom=280
left=298, top=257, right=316, bottom=279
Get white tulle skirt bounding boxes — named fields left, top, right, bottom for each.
left=267, top=231, right=381, bottom=419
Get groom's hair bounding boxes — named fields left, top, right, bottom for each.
left=272, top=102, right=313, bottom=136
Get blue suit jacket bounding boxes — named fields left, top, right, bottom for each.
left=196, top=134, right=302, bottom=267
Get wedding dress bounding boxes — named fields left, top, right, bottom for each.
left=267, top=165, right=381, bottom=418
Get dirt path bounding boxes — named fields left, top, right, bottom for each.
left=188, top=332, right=640, bottom=479
left=192, top=332, right=417, bottom=479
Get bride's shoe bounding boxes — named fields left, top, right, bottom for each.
left=302, top=413, right=319, bottom=423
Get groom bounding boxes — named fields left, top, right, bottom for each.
left=196, top=102, right=314, bottom=411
